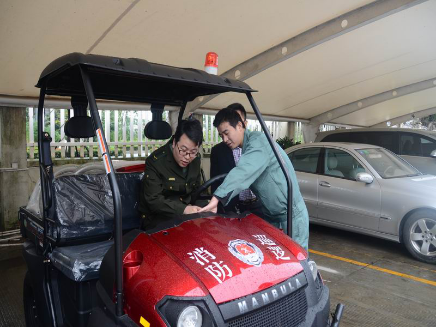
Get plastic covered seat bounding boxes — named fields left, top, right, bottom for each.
left=50, top=240, right=113, bottom=281
left=51, top=172, right=143, bottom=243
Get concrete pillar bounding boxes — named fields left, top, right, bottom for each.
left=302, top=123, right=319, bottom=143
left=193, top=113, right=203, bottom=127
left=168, top=110, right=179, bottom=134
left=287, top=122, right=295, bottom=141
left=0, top=107, right=29, bottom=231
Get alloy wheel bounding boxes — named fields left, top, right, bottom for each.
left=409, top=218, right=436, bottom=257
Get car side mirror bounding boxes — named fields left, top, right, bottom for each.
left=355, top=172, right=373, bottom=184
left=430, top=150, right=436, bottom=158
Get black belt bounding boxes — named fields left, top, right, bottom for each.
left=239, top=198, right=258, bottom=205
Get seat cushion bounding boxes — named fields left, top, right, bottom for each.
left=52, top=172, right=143, bottom=242
left=50, top=240, right=113, bottom=281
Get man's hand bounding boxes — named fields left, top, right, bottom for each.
left=198, top=196, right=219, bottom=213
left=183, top=205, right=202, bottom=215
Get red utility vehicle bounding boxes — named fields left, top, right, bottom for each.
left=19, top=53, right=343, bottom=326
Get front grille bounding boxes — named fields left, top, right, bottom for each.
left=227, top=287, right=308, bottom=327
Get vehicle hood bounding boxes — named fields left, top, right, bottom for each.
left=131, top=214, right=305, bottom=304
left=380, top=174, right=436, bottom=195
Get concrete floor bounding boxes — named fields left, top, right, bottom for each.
left=0, top=255, right=26, bottom=327
left=309, top=225, right=436, bottom=327
left=1, top=225, right=435, bottom=327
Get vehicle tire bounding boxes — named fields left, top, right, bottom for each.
left=23, top=272, right=41, bottom=327
left=403, top=210, right=436, bottom=264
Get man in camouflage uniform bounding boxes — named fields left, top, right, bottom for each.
left=139, top=119, right=204, bottom=230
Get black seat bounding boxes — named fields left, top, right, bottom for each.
left=50, top=239, right=113, bottom=281
left=48, top=172, right=143, bottom=281
left=51, top=172, right=143, bottom=244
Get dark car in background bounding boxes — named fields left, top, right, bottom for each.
left=315, top=128, right=436, bottom=175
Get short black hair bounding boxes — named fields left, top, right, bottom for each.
left=174, top=119, right=203, bottom=146
left=213, top=108, right=246, bottom=129
left=226, top=103, right=247, bottom=120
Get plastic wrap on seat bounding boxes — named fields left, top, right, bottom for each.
left=50, top=240, right=113, bottom=281
left=26, top=165, right=81, bottom=218
left=52, top=172, right=143, bottom=241
left=26, top=180, right=43, bottom=218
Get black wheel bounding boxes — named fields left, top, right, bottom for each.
left=403, top=210, right=436, bottom=264
left=23, top=272, right=41, bottom=327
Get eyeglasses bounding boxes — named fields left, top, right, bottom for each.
left=176, top=143, right=199, bottom=158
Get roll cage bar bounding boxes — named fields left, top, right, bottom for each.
left=36, top=52, right=293, bottom=318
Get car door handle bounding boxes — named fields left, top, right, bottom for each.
left=319, top=181, right=331, bottom=187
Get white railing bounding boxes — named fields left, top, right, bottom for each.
left=27, top=108, right=168, bottom=160
left=320, top=124, right=337, bottom=132
left=201, top=114, right=221, bottom=154
left=246, top=119, right=283, bottom=140
left=27, top=108, right=291, bottom=160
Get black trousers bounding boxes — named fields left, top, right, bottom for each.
left=236, top=200, right=264, bottom=218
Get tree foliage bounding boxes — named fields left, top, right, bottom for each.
left=276, top=136, right=300, bottom=150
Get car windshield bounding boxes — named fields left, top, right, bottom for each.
left=356, top=148, right=421, bottom=179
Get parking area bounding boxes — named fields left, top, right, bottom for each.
left=310, top=225, right=436, bottom=326
left=1, top=224, right=435, bottom=327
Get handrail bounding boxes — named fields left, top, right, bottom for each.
left=80, top=66, right=124, bottom=317
left=246, top=92, right=293, bottom=238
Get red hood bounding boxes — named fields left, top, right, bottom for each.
left=150, top=214, right=305, bottom=304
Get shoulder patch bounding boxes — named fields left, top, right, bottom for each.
left=150, top=149, right=166, bottom=162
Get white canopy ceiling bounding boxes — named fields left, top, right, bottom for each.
left=1, top=0, right=435, bottom=128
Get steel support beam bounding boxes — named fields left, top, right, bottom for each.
left=194, top=108, right=309, bottom=123
left=371, top=106, right=436, bottom=127
left=311, top=77, right=436, bottom=125
left=183, top=0, right=428, bottom=118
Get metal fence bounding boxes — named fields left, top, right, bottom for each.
left=26, top=108, right=290, bottom=160
left=27, top=108, right=169, bottom=160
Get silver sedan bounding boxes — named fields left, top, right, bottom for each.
left=286, top=142, right=436, bottom=264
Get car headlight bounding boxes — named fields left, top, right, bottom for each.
left=308, top=260, right=318, bottom=281
left=177, top=306, right=203, bottom=327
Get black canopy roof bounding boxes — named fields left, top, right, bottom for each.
left=36, top=53, right=255, bottom=106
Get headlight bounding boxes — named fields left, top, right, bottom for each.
left=177, top=306, right=203, bottom=327
left=308, top=260, right=318, bottom=281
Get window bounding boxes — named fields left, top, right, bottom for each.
left=400, top=133, right=436, bottom=157
left=357, top=148, right=420, bottom=178
left=289, top=148, right=321, bottom=173
left=324, top=148, right=365, bottom=180
left=375, top=132, right=397, bottom=153
left=420, top=137, right=436, bottom=157
left=323, top=133, right=351, bottom=142
left=323, top=131, right=399, bottom=153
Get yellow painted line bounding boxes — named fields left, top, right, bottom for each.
left=309, top=249, right=436, bottom=287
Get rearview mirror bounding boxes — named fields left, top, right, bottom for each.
left=355, top=172, right=373, bottom=184
left=430, top=150, right=436, bottom=158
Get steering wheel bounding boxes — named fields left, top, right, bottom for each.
left=383, top=166, right=395, bottom=177
left=190, top=173, right=227, bottom=205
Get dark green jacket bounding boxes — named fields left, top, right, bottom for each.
left=139, top=142, right=202, bottom=223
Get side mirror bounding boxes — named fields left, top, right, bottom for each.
left=355, top=172, right=373, bottom=184
left=430, top=150, right=436, bottom=158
